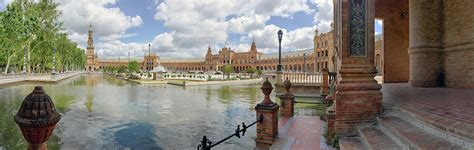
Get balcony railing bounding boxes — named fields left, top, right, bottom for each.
left=281, top=72, right=322, bottom=84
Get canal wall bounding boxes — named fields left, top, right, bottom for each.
left=169, top=78, right=262, bottom=86
left=0, top=72, right=83, bottom=88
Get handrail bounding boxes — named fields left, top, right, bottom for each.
left=281, top=72, right=322, bottom=84
left=197, top=114, right=263, bottom=150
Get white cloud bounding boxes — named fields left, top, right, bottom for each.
left=52, top=0, right=145, bottom=58
left=243, top=24, right=315, bottom=54
left=228, top=14, right=270, bottom=33
left=311, top=0, right=333, bottom=33
left=0, top=0, right=13, bottom=11
left=375, top=20, right=383, bottom=26
left=151, top=0, right=315, bottom=57
left=57, top=0, right=142, bottom=38
left=2, top=0, right=334, bottom=58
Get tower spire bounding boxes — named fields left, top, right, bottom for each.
left=148, top=43, right=151, bottom=56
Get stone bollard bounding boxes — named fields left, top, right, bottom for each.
left=276, top=71, right=283, bottom=84
left=325, top=105, right=336, bottom=144
left=279, top=77, right=294, bottom=117
left=255, top=78, right=279, bottom=145
left=14, top=86, right=61, bottom=150
left=320, top=68, right=329, bottom=97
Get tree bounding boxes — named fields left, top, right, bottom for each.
left=256, top=69, right=263, bottom=77
left=128, top=61, right=139, bottom=73
left=222, top=65, right=234, bottom=80
left=0, top=0, right=85, bottom=74
left=246, top=67, right=257, bottom=79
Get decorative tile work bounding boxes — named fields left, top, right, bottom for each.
left=349, top=0, right=366, bottom=56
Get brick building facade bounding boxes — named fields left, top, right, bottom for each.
left=86, top=25, right=336, bottom=74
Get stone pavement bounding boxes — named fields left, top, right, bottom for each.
left=382, top=83, right=474, bottom=125
left=270, top=116, right=335, bottom=150
left=340, top=83, right=474, bottom=149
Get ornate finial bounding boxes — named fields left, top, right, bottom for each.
left=15, top=86, right=61, bottom=148
left=283, top=77, right=292, bottom=95
left=260, top=78, right=274, bottom=104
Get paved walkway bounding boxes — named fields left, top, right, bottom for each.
left=270, top=116, right=334, bottom=150
left=0, top=72, right=82, bottom=87
left=382, top=83, right=474, bottom=141
left=382, top=83, right=474, bottom=124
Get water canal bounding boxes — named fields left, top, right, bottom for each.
left=0, top=74, right=323, bottom=149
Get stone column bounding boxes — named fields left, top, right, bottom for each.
left=276, top=70, right=283, bottom=84
left=14, top=86, right=61, bottom=150
left=279, top=78, right=294, bottom=117
left=320, top=68, right=329, bottom=97
left=255, top=78, right=279, bottom=145
left=408, top=0, right=443, bottom=87
left=333, top=0, right=382, bottom=135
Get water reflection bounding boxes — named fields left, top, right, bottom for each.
left=0, top=74, right=320, bottom=149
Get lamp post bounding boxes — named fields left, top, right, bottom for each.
left=148, top=43, right=151, bottom=72
left=21, top=2, right=27, bottom=77
left=51, top=48, right=56, bottom=80
left=277, top=30, right=283, bottom=72
left=23, top=47, right=27, bottom=77
left=303, top=53, right=307, bottom=73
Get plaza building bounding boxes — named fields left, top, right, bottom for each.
left=159, top=28, right=336, bottom=73
left=86, top=23, right=336, bottom=74
left=314, top=27, right=336, bottom=72
left=85, top=24, right=159, bottom=72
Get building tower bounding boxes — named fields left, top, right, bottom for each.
left=249, top=39, right=258, bottom=62
left=86, top=23, right=97, bottom=71
left=205, top=44, right=212, bottom=62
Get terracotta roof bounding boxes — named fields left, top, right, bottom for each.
left=259, top=48, right=314, bottom=60
left=160, top=58, right=204, bottom=63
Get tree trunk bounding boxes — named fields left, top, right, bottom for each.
left=27, top=45, right=31, bottom=74
left=3, top=55, right=13, bottom=74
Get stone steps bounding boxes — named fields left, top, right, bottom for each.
left=339, top=106, right=472, bottom=150
left=358, top=126, right=401, bottom=150
left=378, top=116, right=467, bottom=150
left=339, top=137, right=365, bottom=150
left=388, top=105, right=474, bottom=147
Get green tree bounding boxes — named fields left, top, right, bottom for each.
left=222, top=65, right=234, bottom=80
left=256, top=69, right=263, bottom=77
left=128, top=61, right=140, bottom=73
left=117, top=66, right=127, bottom=73
left=246, top=67, right=257, bottom=79
left=0, top=0, right=85, bottom=74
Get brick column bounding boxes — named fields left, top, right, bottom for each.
left=255, top=78, right=279, bottom=145
left=325, top=105, right=335, bottom=144
left=408, top=0, right=443, bottom=87
left=279, top=78, right=294, bottom=117
left=321, top=68, right=329, bottom=97
left=333, top=0, right=382, bottom=135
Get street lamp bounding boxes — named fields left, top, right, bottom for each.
left=277, top=30, right=283, bottom=72
left=51, top=48, right=56, bottom=79
left=21, top=2, right=27, bottom=77
left=303, top=53, right=307, bottom=73
left=23, top=47, right=27, bottom=77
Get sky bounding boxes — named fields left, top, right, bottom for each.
left=0, top=0, right=383, bottom=59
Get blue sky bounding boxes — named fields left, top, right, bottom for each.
left=1, top=0, right=383, bottom=58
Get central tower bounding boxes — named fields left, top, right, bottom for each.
left=86, top=23, right=98, bottom=71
